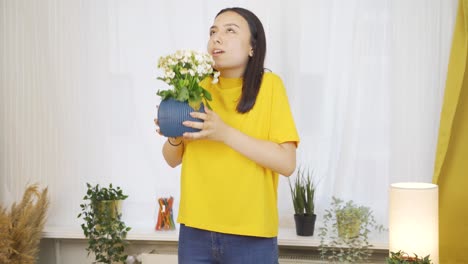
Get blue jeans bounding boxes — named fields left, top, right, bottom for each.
left=178, top=224, right=279, bottom=264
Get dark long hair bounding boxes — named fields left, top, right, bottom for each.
left=216, top=7, right=266, bottom=113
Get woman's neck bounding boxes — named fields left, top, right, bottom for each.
left=218, top=67, right=245, bottom=78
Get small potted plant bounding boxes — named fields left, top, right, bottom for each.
left=335, top=200, right=367, bottom=239
left=319, top=196, right=385, bottom=262
left=386, top=250, right=432, bottom=264
left=288, top=166, right=317, bottom=236
left=156, top=49, right=220, bottom=137
left=77, top=183, right=131, bottom=264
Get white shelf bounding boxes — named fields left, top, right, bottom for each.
left=42, top=226, right=179, bottom=242
left=277, top=228, right=388, bottom=249
left=42, top=226, right=388, bottom=249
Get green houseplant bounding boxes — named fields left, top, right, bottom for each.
left=156, top=49, right=218, bottom=110
left=78, top=183, right=131, bottom=264
left=386, top=251, right=432, bottom=264
left=288, top=166, right=317, bottom=236
left=319, top=196, right=385, bottom=262
left=156, top=50, right=220, bottom=137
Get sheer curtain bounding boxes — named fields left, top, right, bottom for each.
left=0, top=0, right=457, bottom=241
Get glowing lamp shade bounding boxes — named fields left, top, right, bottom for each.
left=389, top=182, right=438, bottom=264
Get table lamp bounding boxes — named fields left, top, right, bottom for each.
left=389, top=182, right=438, bottom=263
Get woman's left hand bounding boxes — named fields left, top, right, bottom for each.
left=182, top=108, right=230, bottom=142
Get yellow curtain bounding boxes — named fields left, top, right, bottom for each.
left=433, top=0, right=468, bottom=263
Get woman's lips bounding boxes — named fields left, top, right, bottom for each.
left=212, top=49, right=225, bottom=57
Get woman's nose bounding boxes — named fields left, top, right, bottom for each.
left=212, top=34, right=222, bottom=44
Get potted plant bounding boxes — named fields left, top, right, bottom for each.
left=319, top=196, right=385, bottom=262
left=156, top=49, right=220, bottom=137
left=335, top=200, right=366, bottom=239
left=386, top=251, right=432, bottom=264
left=288, top=166, right=317, bottom=236
left=78, top=183, right=131, bottom=264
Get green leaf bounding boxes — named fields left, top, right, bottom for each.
left=176, top=87, right=189, bottom=101
left=189, top=99, right=202, bottom=111
left=202, top=88, right=212, bottom=101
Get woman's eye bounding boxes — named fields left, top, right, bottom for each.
left=210, top=29, right=217, bottom=36
left=226, top=28, right=235, bottom=33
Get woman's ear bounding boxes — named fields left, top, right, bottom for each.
left=249, top=49, right=254, bottom=57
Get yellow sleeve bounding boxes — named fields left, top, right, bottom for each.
left=268, top=75, right=300, bottom=146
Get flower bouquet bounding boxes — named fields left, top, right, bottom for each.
left=156, top=50, right=219, bottom=137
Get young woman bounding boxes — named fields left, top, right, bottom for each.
left=155, top=7, right=299, bottom=264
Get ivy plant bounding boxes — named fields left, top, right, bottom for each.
left=77, top=183, right=131, bottom=264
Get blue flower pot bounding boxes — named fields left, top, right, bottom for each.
left=158, top=99, right=205, bottom=137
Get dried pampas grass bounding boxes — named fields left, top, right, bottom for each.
left=0, top=184, right=49, bottom=264
left=0, top=207, right=14, bottom=263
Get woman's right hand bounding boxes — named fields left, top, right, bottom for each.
left=156, top=117, right=185, bottom=167
left=154, top=117, right=163, bottom=136
left=154, top=117, right=185, bottom=145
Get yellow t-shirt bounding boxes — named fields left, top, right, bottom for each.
left=177, top=72, right=299, bottom=237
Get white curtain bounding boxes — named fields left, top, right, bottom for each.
left=0, top=0, right=457, bottom=242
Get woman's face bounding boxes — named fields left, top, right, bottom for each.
left=207, top=11, right=253, bottom=78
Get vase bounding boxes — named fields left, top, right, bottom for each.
left=294, top=213, right=316, bottom=236
left=158, top=98, right=205, bottom=137
left=93, top=200, right=122, bottom=230
left=337, top=216, right=361, bottom=239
